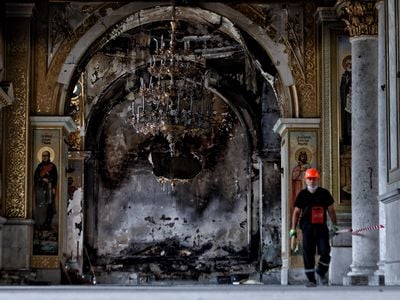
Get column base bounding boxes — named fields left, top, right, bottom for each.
left=0, top=269, right=37, bottom=285
left=375, top=261, right=385, bottom=276
left=280, top=264, right=288, bottom=285
left=343, top=274, right=384, bottom=286
left=329, top=246, right=352, bottom=285
left=384, top=261, right=400, bottom=285
left=369, top=274, right=385, bottom=286
left=2, top=219, right=34, bottom=270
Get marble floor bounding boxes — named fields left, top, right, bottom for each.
left=0, top=285, right=399, bottom=300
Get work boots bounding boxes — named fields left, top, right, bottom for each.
left=316, top=273, right=329, bottom=286
left=305, top=280, right=317, bottom=287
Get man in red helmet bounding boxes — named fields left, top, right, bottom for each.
left=289, top=168, right=338, bottom=287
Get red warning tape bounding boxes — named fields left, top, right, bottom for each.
left=337, top=224, right=384, bottom=235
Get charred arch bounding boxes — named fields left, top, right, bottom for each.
left=60, top=3, right=283, bottom=279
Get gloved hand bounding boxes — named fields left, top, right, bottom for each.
left=289, top=229, right=297, bottom=251
left=332, top=224, right=339, bottom=236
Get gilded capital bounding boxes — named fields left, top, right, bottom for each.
left=336, top=0, right=378, bottom=37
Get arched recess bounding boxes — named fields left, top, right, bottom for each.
left=55, top=3, right=285, bottom=282
left=55, top=4, right=297, bottom=117
left=81, top=76, right=279, bottom=282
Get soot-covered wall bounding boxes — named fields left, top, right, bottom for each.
left=87, top=98, right=253, bottom=282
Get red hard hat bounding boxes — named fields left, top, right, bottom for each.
left=304, top=168, right=320, bottom=179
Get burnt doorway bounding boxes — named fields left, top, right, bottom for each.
left=83, top=89, right=255, bottom=283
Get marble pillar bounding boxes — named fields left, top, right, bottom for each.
left=30, top=116, right=77, bottom=271
left=273, top=118, right=320, bottom=285
left=337, top=0, right=381, bottom=286
left=2, top=219, right=35, bottom=270
left=347, top=35, right=379, bottom=278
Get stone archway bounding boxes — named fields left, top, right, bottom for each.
left=46, top=2, right=290, bottom=283
left=52, top=4, right=296, bottom=117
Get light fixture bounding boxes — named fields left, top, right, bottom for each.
left=126, top=1, right=215, bottom=157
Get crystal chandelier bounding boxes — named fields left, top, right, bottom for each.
left=127, top=2, right=215, bottom=156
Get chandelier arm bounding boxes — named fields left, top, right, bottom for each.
left=128, top=0, right=219, bottom=150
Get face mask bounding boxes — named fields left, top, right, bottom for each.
left=307, top=185, right=318, bottom=193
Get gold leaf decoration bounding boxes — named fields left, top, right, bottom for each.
left=338, top=0, right=378, bottom=37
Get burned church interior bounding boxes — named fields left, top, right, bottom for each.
left=1, top=0, right=400, bottom=288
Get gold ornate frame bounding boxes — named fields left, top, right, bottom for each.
left=31, top=126, right=63, bottom=269
left=330, top=30, right=352, bottom=206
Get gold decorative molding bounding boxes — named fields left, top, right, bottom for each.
left=4, top=17, right=31, bottom=218
left=337, top=0, right=378, bottom=37
left=35, top=12, right=98, bottom=114
left=31, top=255, right=59, bottom=269
left=287, top=2, right=317, bottom=117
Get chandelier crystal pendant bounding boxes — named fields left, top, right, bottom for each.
left=128, top=2, right=216, bottom=156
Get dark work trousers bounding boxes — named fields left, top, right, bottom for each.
left=301, top=223, right=331, bottom=282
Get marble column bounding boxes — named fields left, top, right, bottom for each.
left=347, top=35, right=379, bottom=279
left=337, top=0, right=380, bottom=284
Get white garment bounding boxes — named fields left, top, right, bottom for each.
left=307, top=185, right=318, bottom=193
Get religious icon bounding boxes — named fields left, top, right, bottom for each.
left=33, top=147, right=58, bottom=255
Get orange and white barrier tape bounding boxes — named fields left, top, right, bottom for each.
left=336, top=224, right=384, bottom=235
